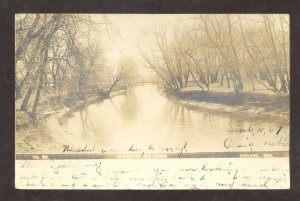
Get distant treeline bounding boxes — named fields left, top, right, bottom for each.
left=140, top=14, right=289, bottom=96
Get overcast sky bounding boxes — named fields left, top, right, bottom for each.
left=93, top=14, right=288, bottom=70
left=100, top=14, right=195, bottom=67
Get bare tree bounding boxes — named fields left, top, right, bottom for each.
left=106, top=56, right=139, bottom=96
left=140, top=25, right=190, bottom=90
left=238, top=14, right=289, bottom=96
left=15, top=14, right=110, bottom=122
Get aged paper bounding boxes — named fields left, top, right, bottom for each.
left=15, top=14, right=290, bottom=189
left=16, top=158, right=289, bottom=189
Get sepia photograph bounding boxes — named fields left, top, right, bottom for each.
left=14, top=14, right=290, bottom=189
left=15, top=14, right=289, bottom=155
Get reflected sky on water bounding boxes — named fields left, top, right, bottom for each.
left=58, top=85, right=289, bottom=152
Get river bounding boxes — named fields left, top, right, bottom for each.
left=54, top=85, right=289, bottom=153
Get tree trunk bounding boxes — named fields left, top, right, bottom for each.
left=285, top=69, right=290, bottom=90
left=16, top=15, right=41, bottom=61
left=177, top=76, right=183, bottom=88
left=206, top=73, right=210, bottom=91
left=15, top=85, right=22, bottom=99
left=30, top=27, right=54, bottom=121
left=15, top=71, right=31, bottom=99
left=107, top=78, right=120, bottom=96
left=273, top=68, right=277, bottom=89
left=184, top=73, right=189, bottom=87
left=53, top=76, right=57, bottom=93
left=230, top=71, right=240, bottom=97
left=190, top=71, right=205, bottom=91
left=250, top=72, right=256, bottom=91
left=225, top=72, right=230, bottom=88
left=20, top=87, right=33, bottom=111
left=279, top=71, right=288, bottom=93
left=237, top=70, right=243, bottom=90
left=220, top=71, right=224, bottom=86
left=31, top=85, right=42, bottom=122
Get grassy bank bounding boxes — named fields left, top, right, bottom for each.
left=15, top=89, right=127, bottom=154
left=165, top=86, right=289, bottom=124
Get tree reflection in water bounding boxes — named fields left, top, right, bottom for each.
left=167, top=100, right=191, bottom=122
left=57, top=85, right=289, bottom=152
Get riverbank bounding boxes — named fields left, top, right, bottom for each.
left=165, top=86, right=289, bottom=124
left=15, top=89, right=127, bottom=153
left=16, top=84, right=290, bottom=154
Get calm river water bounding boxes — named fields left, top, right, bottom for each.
left=57, top=85, right=289, bottom=153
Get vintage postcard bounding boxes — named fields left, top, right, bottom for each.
left=15, top=14, right=290, bottom=189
